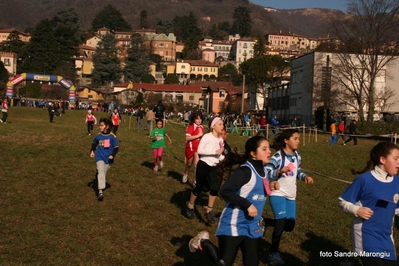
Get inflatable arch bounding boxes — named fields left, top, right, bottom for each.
left=5, top=73, right=76, bottom=102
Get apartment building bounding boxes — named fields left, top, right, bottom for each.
left=0, top=28, right=31, bottom=43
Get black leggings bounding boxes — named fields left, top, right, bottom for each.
left=360, top=257, right=397, bottom=266
left=193, top=160, right=221, bottom=197
left=201, top=236, right=261, bottom=266
left=266, top=218, right=295, bottom=252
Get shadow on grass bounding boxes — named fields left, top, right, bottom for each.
left=86, top=173, right=112, bottom=199
left=170, top=188, right=219, bottom=226
left=167, top=170, right=184, bottom=182
left=141, top=161, right=154, bottom=170
left=301, top=231, right=361, bottom=266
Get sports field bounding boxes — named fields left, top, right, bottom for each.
left=0, top=107, right=394, bottom=265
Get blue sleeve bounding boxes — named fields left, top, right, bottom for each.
left=340, top=175, right=365, bottom=203
left=265, top=152, right=281, bottom=181
left=296, top=152, right=307, bottom=181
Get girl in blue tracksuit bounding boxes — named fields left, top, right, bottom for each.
left=264, top=128, right=314, bottom=265
left=90, top=118, right=119, bottom=201
left=188, top=136, right=280, bottom=266
left=339, top=142, right=399, bottom=266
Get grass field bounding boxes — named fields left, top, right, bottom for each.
left=0, top=107, right=396, bottom=266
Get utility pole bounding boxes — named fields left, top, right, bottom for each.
left=241, top=75, right=245, bottom=113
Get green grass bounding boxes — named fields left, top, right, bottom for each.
left=0, top=107, right=395, bottom=265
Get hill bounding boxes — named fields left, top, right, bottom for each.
left=0, top=0, right=345, bottom=38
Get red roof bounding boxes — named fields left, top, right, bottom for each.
left=114, top=82, right=202, bottom=93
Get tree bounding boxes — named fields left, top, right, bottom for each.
left=240, top=55, right=289, bottom=110
left=19, top=19, right=60, bottom=74
left=0, top=30, right=26, bottom=57
left=0, top=61, right=8, bottom=92
left=253, top=35, right=266, bottom=57
left=231, top=6, right=252, bottom=37
left=141, top=74, right=155, bottom=83
left=91, top=33, right=123, bottom=87
left=164, top=74, right=179, bottom=84
left=155, top=19, right=173, bottom=34
left=91, top=4, right=132, bottom=31
left=218, top=63, right=242, bottom=86
left=124, top=33, right=151, bottom=82
left=173, top=12, right=202, bottom=42
left=328, top=0, right=399, bottom=123
left=140, top=10, right=148, bottom=29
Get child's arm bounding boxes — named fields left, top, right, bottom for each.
left=166, top=133, right=172, bottom=144
left=90, top=140, right=98, bottom=157
left=339, top=197, right=373, bottom=220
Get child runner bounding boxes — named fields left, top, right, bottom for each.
left=182, top=112, right=204, bottom=183
left=150, top=119, right=172, bottom=172
left=185, top=116, right=225, bottom=225
left=263, top=128, right=314, bottom=265
left=90, top=118, right=119, bottom=201
left=339, top=141, right=399, bottom=266
left=85, top=109, right=97, bottom=136
left=188, top=136, right=279, bottom=266
left=111, top=108, right=121, bottom=135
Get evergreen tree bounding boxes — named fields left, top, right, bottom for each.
left=155, top=19, right=173, bottom=34
left=231, top=6, right=252, bottom=37
left=253, top=35, right=266, bottom=57
left=124, top=34, right=151, bottom=82
left=91, top=33, right=123, bottom=87
left=141, top=73, right=155, bottom=83
left=0, top=30, right=26, bottom=55
left=218, top=63, right=241, bottom=86
left=173, top=12, right=202, bottom=42
left=91, top=4, right=132, bottom=31
left=164, top=74, right=179, bottom=84
left=0, top=61, right=8, bottom=93
left=19, top=19, right=60, bottom=74
left=140, top=10, right=148, bottom=29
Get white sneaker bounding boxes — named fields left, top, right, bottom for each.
left=0, top=119, right=3, bottom=123
left=153, top=166, right=158, bottom=172
left=188, top=230, right=209, bottom=252
left=182, top=173, right=188, bottom=183
left=268, top=252, right=285, bottom=265
left=159, top=161, right=164, bottom=169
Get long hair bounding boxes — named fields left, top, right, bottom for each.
left=271, top=128, right=300, bottom=151
left=351, top=141, right=399, bottom=175
left=217, top=136, right=268, bottom=180
left=189, top=111, right=203, bottom=125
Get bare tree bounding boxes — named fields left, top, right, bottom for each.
left=328, top=0, right=399, bottom=122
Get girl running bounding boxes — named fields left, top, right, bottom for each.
left=90, top=118, right=119, bottom=201
left=150, top=119, right=172, bottom=172
left=188, top=136, right=279, bottom=266
left=85, top=109, right=97, bottom=136
left=182, top=112, right=204, bottom=183
left=185, top=116, right=225, bottom=224
left=339, top=141, right=399, bottom=266
left=264, top=128, right=314, bottom=265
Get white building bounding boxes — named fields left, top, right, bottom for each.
left=268, top=51, right=399, bottom=126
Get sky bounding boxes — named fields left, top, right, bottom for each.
left=251, top=0, right=348, bottom=12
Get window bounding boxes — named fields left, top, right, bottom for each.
left=198, top=67, right=202, bottom=71
left=219, top=91, right=225, bottom=97
left=191, top=67, right=195, bottom=71
left=3, top=58, right=10, bottom=66
left=204, top=68, right=208, bottom=72
left=181, top=65, right=185, bottom=69
left=189, top=95, right=194, bottom=100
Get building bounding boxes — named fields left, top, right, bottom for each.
left=229, top=37, right=255, bottom=66
left=268, top=51, right=399, bottom=126
left=0, top=28, right=31, bottom=43
left=0, top=52, right=17, bottom=75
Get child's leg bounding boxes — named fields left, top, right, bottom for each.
left=240, top=237, right=261, bottom=266
left=153, top=148, right=159, bottom=166
left=96, top=160, right=110, bottom=191
left=157, top=147, right=164, bottom=162
left=185, top=156, right=194, bottom=174
left=269, top=196, right=288, bottom=252
left=217, top=235, right=242, bottom=266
